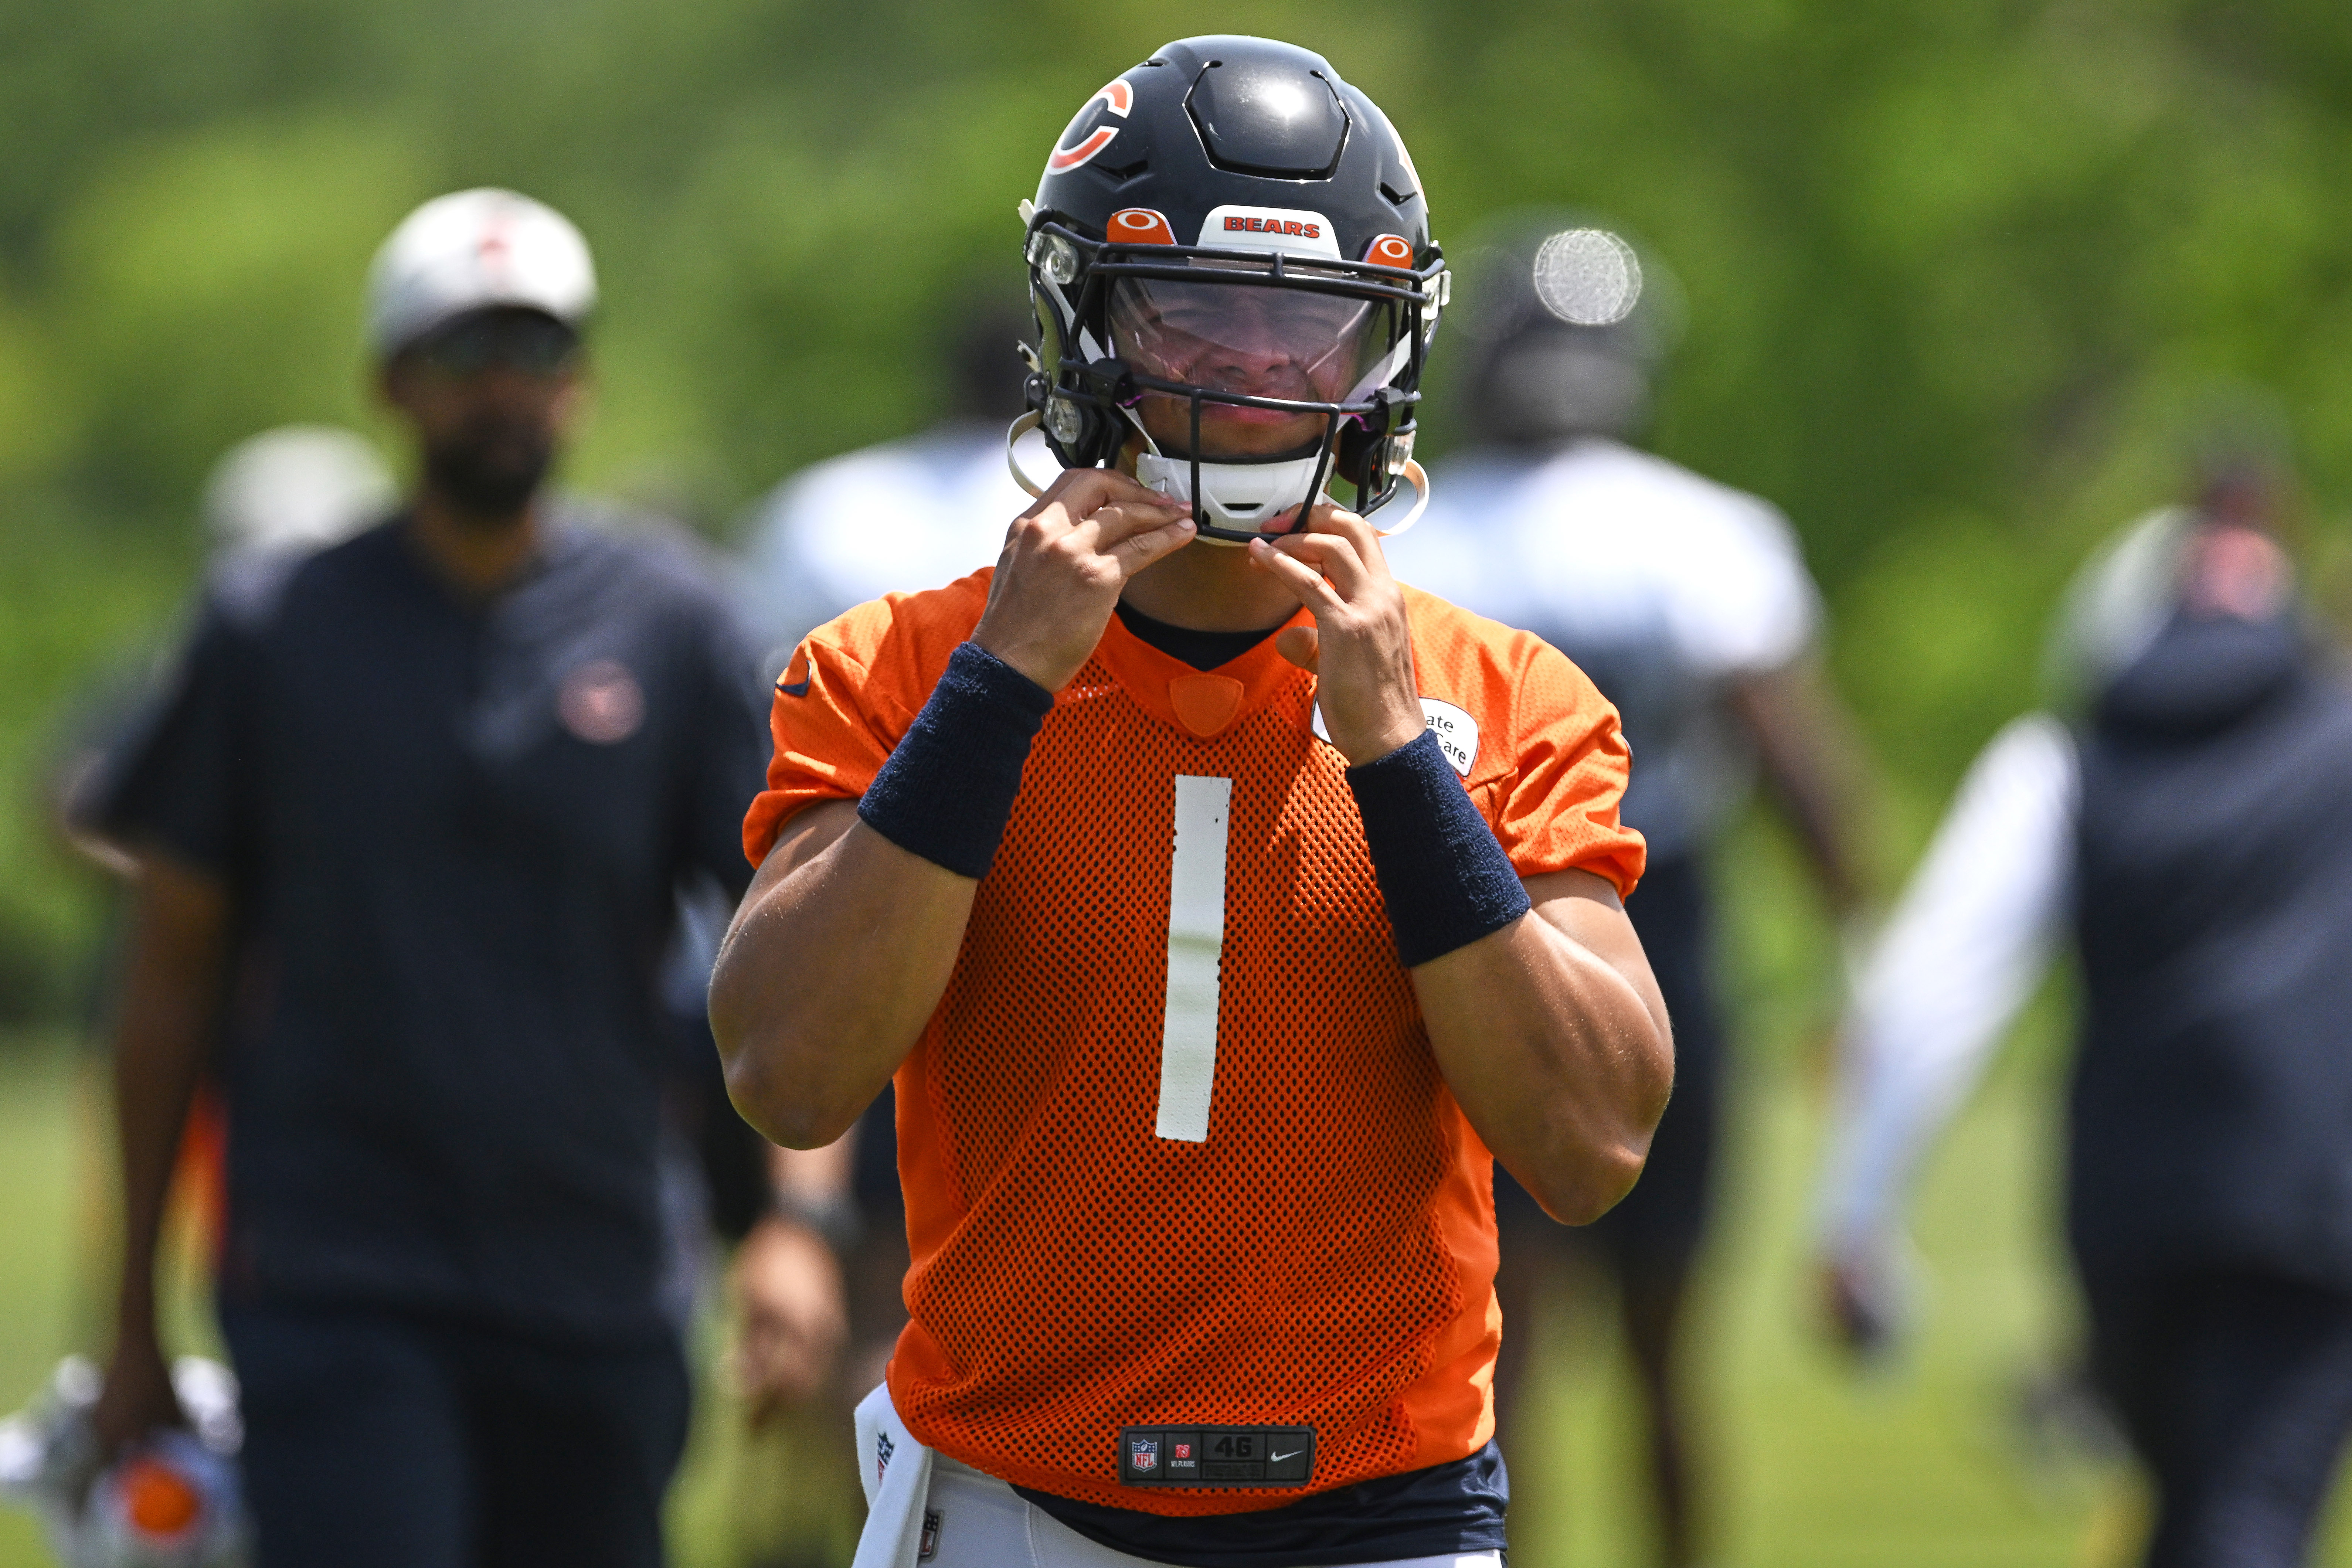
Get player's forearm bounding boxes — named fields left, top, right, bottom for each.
left=720, top=636, right=1078, bottom=1145
left=1417, top=899, right=1672, bottom=1226
left=1734, top=662, right=1875, bottom=916
left=110, top=857, right=230, bottom=1330
left=1336, top=727, right=1670, bottom=1220
left=711, top=814, right=974, bottom=1149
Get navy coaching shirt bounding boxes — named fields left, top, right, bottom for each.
left=99, top=508, right=767, bottom=1342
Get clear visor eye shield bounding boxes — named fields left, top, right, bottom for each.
left=1012, top=225, right=1444, bottom=545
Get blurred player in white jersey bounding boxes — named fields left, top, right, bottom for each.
left=1385, top=215, right=1872, bottom=1568
left=738, top=302, right=1040, bottom=678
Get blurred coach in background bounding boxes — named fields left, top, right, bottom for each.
left=86, top=188, right=771, bottom=1568
left=1819, top=458, right=2352, bottom=1568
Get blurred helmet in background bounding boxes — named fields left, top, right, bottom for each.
left=1449, top=211, right=1682, bottom=449
left=79, top=1431, right=246, bottom=1568
left=1019, top=35, right=1447, bottom=541
left=365, top=188, right=597, bottom=360
left=202, top=425, right=396, bottom=557
left=0, top=1356, right=249, bottom=1568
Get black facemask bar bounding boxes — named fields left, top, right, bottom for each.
left=1108, top=365, right=1414, bottom=538
left=1026, top=214, right=1444, bottom=537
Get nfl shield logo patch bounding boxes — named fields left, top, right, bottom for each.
left=1130, top=1437, right=1159, bottom=1472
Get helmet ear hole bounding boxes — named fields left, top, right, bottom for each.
left=1334, top=387, right=1409, bottom=492
left=1026, top=270, right=1128, bottom=470
left=1026, top=365, right=1129, bottom=470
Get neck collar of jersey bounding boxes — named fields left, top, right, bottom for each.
left=1089, top=601, right=1316, bottom=741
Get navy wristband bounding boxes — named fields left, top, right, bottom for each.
left=1347, top=729, right=1532, bottom=968
left=858, top=641, right=1054, bottom=880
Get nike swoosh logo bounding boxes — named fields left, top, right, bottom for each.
left=1270, top=1450, right=1302, bottom=1463
left=776, top=679, right=810, bottom=697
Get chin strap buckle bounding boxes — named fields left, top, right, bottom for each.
left=1363, top=458, right=1430, bottom=537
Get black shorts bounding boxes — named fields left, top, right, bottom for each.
left=221, top=1301, right=690, bottom=1568
left=1493, top=851, right=1721, bottom=1272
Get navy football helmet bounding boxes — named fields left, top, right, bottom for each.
left=1014, top=37, right=1447, bottom=544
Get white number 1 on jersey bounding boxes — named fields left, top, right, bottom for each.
left=1155, top=776, right=1232, bottom=1142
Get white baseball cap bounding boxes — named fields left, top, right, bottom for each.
left=364, top=188, right=597, bottom=357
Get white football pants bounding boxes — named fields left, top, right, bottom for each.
left=851, top=1384, right=1502, bottom=1568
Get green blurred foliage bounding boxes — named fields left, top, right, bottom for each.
left=4, top=0, right=2352, bottom=1010
left=51, top=120, right=426, bottom=510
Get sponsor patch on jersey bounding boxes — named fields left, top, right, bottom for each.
left=1309, top=697, right=1481, bottom=776
left=1199, top=205, right=1342, bottom=262
left=1121, top=1425, right=1315, bottom=1487
left=558, top=659, right=645, bottom=744
left=1418, top=697, right=1479, bottom=775
left=1047, top=78, right=1134, bottom=173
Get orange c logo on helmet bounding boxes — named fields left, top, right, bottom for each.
left=1108, top=209, right=1177, bottom=246
left=1364, top=234, right=1417, bottom=269
left=1048, top=79, right=1136, bottom=173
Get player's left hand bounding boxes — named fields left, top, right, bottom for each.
left=728, top=1215, right=848, bottom=1428
left=1248, top=503, right=1424, bottom=766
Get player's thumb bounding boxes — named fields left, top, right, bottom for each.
left=1276, top=625, right=1319, bottom=673
left=1112, top=513, right=1198, bottom=578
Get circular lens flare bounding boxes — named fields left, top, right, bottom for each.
left=1532, top=229, right=1644, bottom=326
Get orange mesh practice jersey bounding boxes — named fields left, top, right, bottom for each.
left=743, top=570, right=1643, bottom=1514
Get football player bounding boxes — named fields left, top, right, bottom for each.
left=711, top=37, right=1673, bottom=1568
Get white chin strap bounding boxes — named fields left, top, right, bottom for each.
left=1003, top=411, right=1431, bottom=538
left=1007, top=410, right=1053, bottom=497
left=1369, top=458, right=1431, bottom=537
left=1134, top=450, right=1329, bottom=539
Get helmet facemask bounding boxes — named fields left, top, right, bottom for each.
left=1020, top=216, right=1440, bottom=545
left=1107, top=268, right=1401, bottom=539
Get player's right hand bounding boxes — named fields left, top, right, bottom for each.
left=93, top=1322, right=186, bottom=1451
left=974, top=469, right=1194, bottom=691
left=1817, top=1245, right=1907, bottom=1364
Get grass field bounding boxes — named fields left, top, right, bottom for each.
left=1, top=1033, right=2345, bottom=1568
